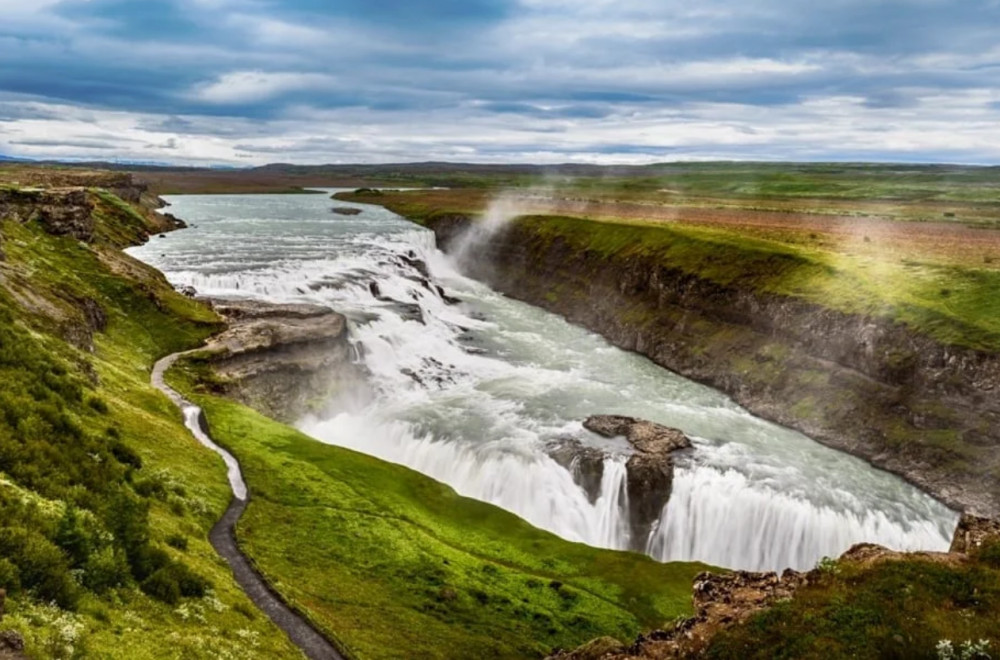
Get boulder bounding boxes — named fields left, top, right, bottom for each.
left=332, top=207, right=363, bottom=216
left=583, top=415, right=691, bottom=454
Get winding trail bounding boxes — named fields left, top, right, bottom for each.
left=152, top=352, right=345, bottom=660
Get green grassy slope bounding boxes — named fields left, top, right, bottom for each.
left=168, top=358, right=708, bottom=660
left=0, top=190, right=301, bottom=658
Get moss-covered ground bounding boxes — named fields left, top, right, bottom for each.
left=167, top=357, right=709, bottom=660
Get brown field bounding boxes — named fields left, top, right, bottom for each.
left=365, top=187, right=1000, bottom=269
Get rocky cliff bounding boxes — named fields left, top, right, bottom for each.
left=194, top=298, right=361, bottom=423
left=418, top=214, right=999, bottom=518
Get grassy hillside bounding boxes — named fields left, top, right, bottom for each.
left=0, top=187, right=301, bottom=658
left=706, top=546, right=1000, bottom=659
left=167, top=356, right=709, bottom=660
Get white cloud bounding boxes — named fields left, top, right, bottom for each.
left=191, top=71, right=339, bottom=104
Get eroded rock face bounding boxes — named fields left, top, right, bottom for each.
left=547, top=438, right=606, bottom=504
left=950, top=513, right=1000, bottom=553
left=202, top=298, right=363, bottom=422
left=0, top=188, right=95, bottom=241
left=420, top=213, right=1000, bottom=518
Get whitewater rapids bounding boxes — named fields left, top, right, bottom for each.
left=129, top=191, right=958, bottom=572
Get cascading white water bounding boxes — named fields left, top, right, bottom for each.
left=129, top=191, right=960, bottom=572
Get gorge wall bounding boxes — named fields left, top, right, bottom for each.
left=419, top=213, right=1000, bottom=518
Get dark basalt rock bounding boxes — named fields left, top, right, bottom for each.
left=585, top=415, right=692, bottom=545
left=400, top=253, right=431, bottom=279
left=545, top=416, right=692, bottom=549
left=547, top=438, right=606, bottom=504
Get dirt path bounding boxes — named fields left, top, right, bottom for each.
left=152, top=352, right=345, bottom=660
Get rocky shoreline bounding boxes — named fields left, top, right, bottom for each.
left=416, top=213, right=999, bottom=518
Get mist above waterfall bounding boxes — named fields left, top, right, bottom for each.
left=450, top=189, right=542, bottom=267
left=130, top=191, right=959, bottom=573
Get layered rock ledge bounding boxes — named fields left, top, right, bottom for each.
left=198, top=297, right=360, bottom=422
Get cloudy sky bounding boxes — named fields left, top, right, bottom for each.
left=2, top=0, right=1000, bottom=165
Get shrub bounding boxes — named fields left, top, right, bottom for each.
left=976, top=539, right=1000, bottom=569
left=0, top=558, right=20, bottom=593
left=108, top=439, right=142, bottom=470
left=54, top=507, right=94, bottom=568
left=0, top=527, right=79, bottom=609
left=130, top=546, right=170, bottom=582
left=141, top=568, right=181, bottom=605
left=133, top=477, right=168, bottom=500
left=82, top=547, right=130, bottom=593
left=140, top=561, right=210, bottom=604
left=165, top=534, right=188, bottom=551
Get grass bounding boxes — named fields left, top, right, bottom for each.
left=167, top=357, right=709, bottom=660
left=706, top=552, right=1000, bottom=659
left=0, top=188, right=301, bottom=658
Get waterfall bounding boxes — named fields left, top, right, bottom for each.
left=648, top=467, right=952, bottom=571
left=129, top=191, right=959, bottom=575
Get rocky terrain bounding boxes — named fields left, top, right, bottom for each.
left=194, top=297, right=362, bottom=422
left=415, top=213, right=1000, bottom=518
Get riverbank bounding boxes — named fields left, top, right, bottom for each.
left=335, top=188, right=1000, bottom=518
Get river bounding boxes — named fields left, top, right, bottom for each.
left=128, top=191, right=958, bottom=572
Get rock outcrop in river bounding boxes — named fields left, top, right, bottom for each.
left=549, top=415, right=692, bottom=549
left=198, top=298, right=361, bottom=423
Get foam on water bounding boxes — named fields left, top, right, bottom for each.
left=129, top=191, right=959, bottom=572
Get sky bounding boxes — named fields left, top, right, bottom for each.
left=2, top=0, right=1000, bottom=166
